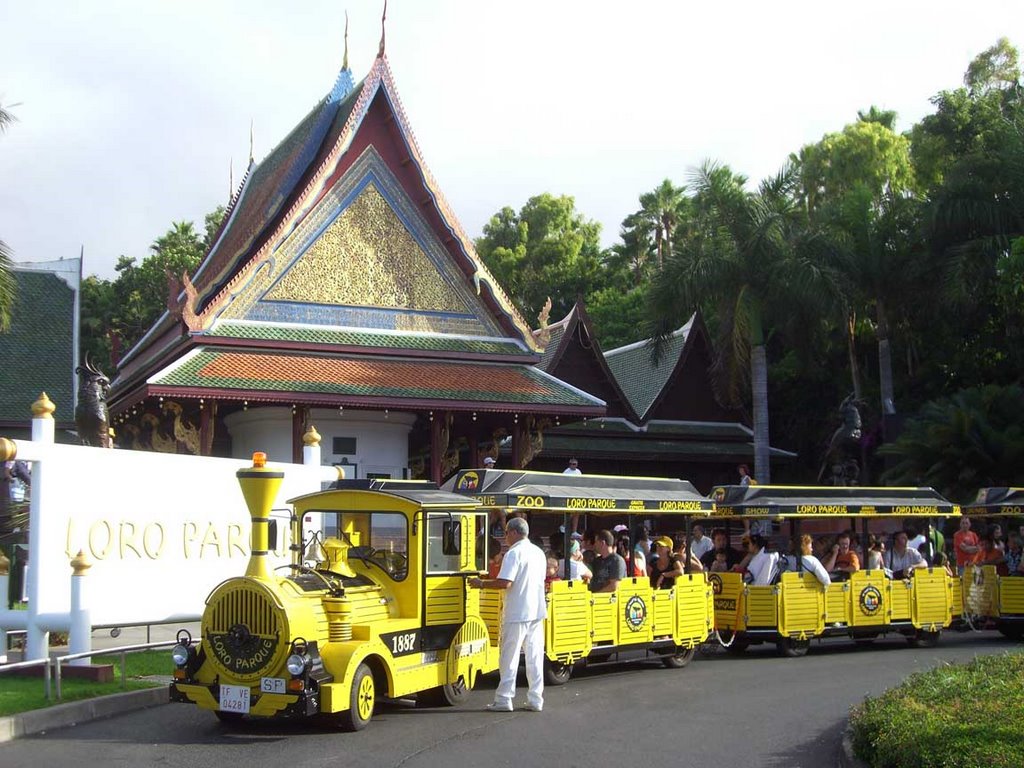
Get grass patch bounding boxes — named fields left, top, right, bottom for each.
left=850, top=651, right=1024, bottom=768
left=0, top=650, right=170, bottom=717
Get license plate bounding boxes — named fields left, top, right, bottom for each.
left=219, top=684, right=251, bottom=713
left=260, top=677, right=286, bottom=694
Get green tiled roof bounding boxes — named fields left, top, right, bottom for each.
left=537, top=324, right=566, bottom=371
left=209, top=321, right=533, bottom=356
left=0, top=271, right=75, bottom=423
left=604, top=320, right=691, bottom=420
left=151, top=348, right=603, bottom=409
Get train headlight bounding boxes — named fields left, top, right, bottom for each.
left=286, top=653, right=309, bottom=676
left=171, top=644, right=192, bottom=667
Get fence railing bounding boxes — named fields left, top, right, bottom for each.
left=1, top=640, right=176, bottom=700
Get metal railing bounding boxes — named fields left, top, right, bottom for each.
left=53, top=641, right=177, bottom=700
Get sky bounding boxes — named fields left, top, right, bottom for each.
left=1, top=0, right=1022, bottom=280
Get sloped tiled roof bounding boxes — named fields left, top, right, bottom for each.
left=537, top=325, right=567, bottom=370
left=149, top=348, right=605, bottom=411
left=604, top=318, right=693, bottom=421
left=0, top=271, right=75, bottom=423
left=209, top=321, right=533, bottom=357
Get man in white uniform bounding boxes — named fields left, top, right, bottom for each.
left=469, top=517, right=548, bottom=712
left=563, top=458, right=582, bottom=475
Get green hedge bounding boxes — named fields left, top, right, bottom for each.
left=850, top=652, right=1024, bottom=768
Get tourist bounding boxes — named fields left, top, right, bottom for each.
left=470, top=516, right=547, bottom=712
left=973, top=533, right=1007, bottom=575
left=689, top=523, right=715, bottom=561
left=885, top=530, right=928, bottom=579
left=674, top=536, right=705, bottom=574
left=563, top=458, right=581, bottom=475
left=954, top=517, right=980, bottom=575
left=822, top=531, right=861, bottom=576
left=649, top=536, right=683, bottom=589
left=743, top=534, right=779, bottom=586
left=700, top=527, right=744, bottom=571
left=589, top=530, right=626, bottom=593
left=1005, top=533, right=1024, bottom=576
left=616, top=533, right=645, bottom=577
left=737, top=464, right=754, bottom=486
left=786, top=534, right=831, bottom=587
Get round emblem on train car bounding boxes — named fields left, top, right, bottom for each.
left=624, top=595, right=647, bottom=631
left=712, top=487, right=727, bottom=502
left=457, top=471, right=480, bottom=491
left=858, top=585, right=882, bottom=615
left=709, top=573, right=724, bottom=595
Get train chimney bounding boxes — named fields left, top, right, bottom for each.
left=236, top=452, right=284, bottom=581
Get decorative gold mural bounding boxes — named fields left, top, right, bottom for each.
left=265, top=184, right=469, bottom=313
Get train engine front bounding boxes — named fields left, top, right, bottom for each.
left=170, top=453, right=353, bottom=722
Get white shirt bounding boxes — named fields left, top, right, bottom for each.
left=885, top=546, right=925, bottom=573
left=747, top=548, right=779, bottom=586
left=556, top=558, right=592, bottom=582
left=786, top=554, right=831, bottom=587
left=563, top=467, right=582, bottom=475
left=497, top=538, right=548, bottom=622
left=690, top=536, right=715, bottom=561
left=908, top=534, right=926, bottom=551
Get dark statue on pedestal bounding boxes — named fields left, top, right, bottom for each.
left=818, top=394, right=864, bottom=486
left=75, top=355, right=111, bottom=448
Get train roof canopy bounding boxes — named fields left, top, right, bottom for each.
left=444, top=468, right=712, bottom=514
left=709, top=485, right=960, bottom=517
left=964, top=487, right=1024, bottom=515
left=290, top=478, right=481, bottom=509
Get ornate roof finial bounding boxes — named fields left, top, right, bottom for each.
left=343, top=10, right=349, bottom=70
left=377, top=0, right=387, bottom=58
left=248, top=119, right=255, bottom=165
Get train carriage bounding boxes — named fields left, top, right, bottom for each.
left=445, top=468, right=715, bottom=683
left=708, top=485, right=961, bottom=656
left=962, top=487, right=1024, bottom=639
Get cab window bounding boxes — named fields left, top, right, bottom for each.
left=308, top=509, right=409, bottom=581
left=426, top=514, right=462, bottom=573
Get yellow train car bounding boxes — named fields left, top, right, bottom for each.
left=962, top=488, right=1024, bottom=640
left=170, top=454, right=496, bottom=730
left=708, top=485, right=961, bottom=656
left=445, top=468, right=715, bottom=683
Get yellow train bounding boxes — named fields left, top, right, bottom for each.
left=962, top=487, right=1024, bottom=639
left=708, top=484, right=962, bottom=655
left=169, top=457, right=714, bottom=729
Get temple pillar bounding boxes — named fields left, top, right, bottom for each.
left=199, top=399, right=216, bottom=456
left=291, top=406, right=305, bottom=464
left=430, top=415, right=442, bottom=485
left=467, top=432, right=479, bottom=469
left=512, top=420, right=523, bottom=469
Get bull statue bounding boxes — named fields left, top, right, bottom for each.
left=817, top=393, right=864, bottom=486
left=75, top=354, right=111, bottom=448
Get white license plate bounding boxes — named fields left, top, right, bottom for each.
left=219, top=684, right=251, bottom=714
left=260, top=677, right=286, bottom=694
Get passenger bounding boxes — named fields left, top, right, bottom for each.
left=545, top=556, right=561, bottom=588
left=822, top=531, right=860, bottom=577
left=581, top=529, right=598, bottom=568
left=786, top=534, right=831, bottom=587
left=743, top=534, right=779, bottom=586
left=635, top=526, right=652, bottom=562
left=1005, top=534, right=1024, bottom=576
left=906, top=524, right=926, bottom=553
left=709, top=551, right=730, bottom=573
left=588, top=529, right=626, bottom=593
left=551, top=538, right=593, bottom=583
left=649, top=536, right=683, bottom=589
left=488, top=509, right=507, bottom=539
left=990, top=523, right=1006, bottom=553
left=865, top=535, right=891, bottom=576
left=973, top=533, right=1007, bottom=575
left=616, top=533, right=645, bottom=577
left=673, top=536, right=705, bottom=574
left=689, top=524, right=715, bottom=561
left=885, top=530, right=928, bottom=579
left=699, top=527, right=744, bottom=571
left=732, top=535, right=755, bottom=574
left=487, top=537, right=505, bottom=578
left=953, top=517, right=980, bottom=575
left=933, top=551, right=954, bottom=577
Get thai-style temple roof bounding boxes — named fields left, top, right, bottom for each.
left=108, top=47, right=599, bottom=420
left=0, top=268, right=77, bottom=427
left=604, top=319, right=693, bottom=422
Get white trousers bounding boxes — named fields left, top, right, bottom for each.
left=495, top=619, right=544, bottom=708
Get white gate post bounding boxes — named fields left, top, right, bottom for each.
left=303, top=425, right=322, bottom=466
left=25, top=393, right=56, bottom=661
left=68, top=550, right=92, bottom=666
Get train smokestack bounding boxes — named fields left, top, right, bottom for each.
left=236, top=452, right=284, bottom=581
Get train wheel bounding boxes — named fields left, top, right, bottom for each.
left=776, top=637, right=810, bottom=658
left=719, top=630, right=750, bottom=655
left=543, top=658, right=573, bottom=686
left=661, top=646, right=696, bottom=669
left=417, top=674, right=472, bottom=708
left=340, top=663, right=375, bottom=732
left=908, top=629, right=941, bottom=648
left=997, top=622, right=1024, bottom=641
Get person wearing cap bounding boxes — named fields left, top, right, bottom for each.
left=588, top=529, right=626, bottom=593
left=563, top=458, right=581, bottom=475
left=649, top=536, right=683, bottom=589
left=550, top=534, right=592, bottom=583
left=483, top=456, right=497, bottom=468
left=470, top=516, right=547, bottom=712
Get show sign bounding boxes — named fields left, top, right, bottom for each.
left=19, top=441, right=330, bottom=627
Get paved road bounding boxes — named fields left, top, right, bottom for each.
left=1, top=631, right=1018, bottom=768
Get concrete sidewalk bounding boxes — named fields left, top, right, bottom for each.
left=0, top=622, right=197, bottom=742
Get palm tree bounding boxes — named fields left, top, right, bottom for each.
left=638, top=179, right=687, bottom=270
left=0, top=100, right=19, bottom=332
left=648, top=161, right=837, bottom=482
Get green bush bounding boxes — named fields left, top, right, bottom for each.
left=850, top=652, right=1024, bottom=768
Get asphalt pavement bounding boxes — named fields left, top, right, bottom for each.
left=0, top=629, right=1018, bottom=768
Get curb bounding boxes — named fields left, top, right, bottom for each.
left=838, top=724, right=868, bottom=768
left=0, top=686, right=169, bottom=743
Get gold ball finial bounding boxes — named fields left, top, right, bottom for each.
left=70, top=550, right=92, bottom=576
left=302, top=424, right=322, bottom=447
left=0, top=437, right=16, bottom=462
left=0, top=551, right=10, bottom=577
left=32, top=392, right=56, bottom=419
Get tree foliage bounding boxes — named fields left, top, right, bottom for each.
left=0, top=99, right=18, bottom=332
